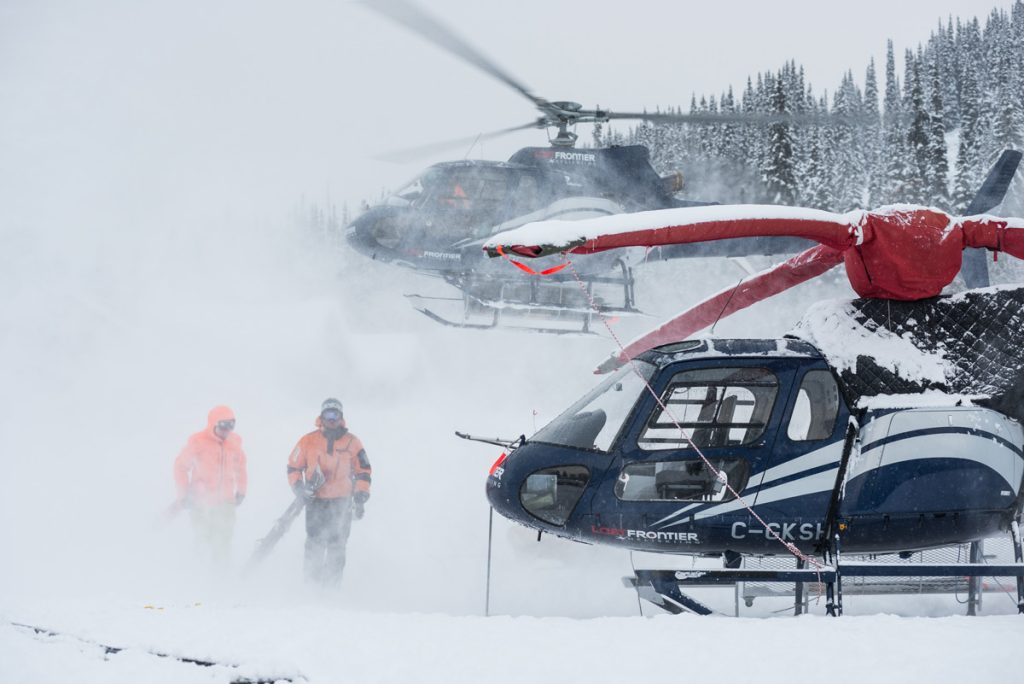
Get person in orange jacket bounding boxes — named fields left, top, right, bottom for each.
left=173, top=405, right=247, bottom=563
left=287, top=398, right=371, bottom=586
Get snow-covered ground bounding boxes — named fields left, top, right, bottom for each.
left=4, top=602, right=1024, bottom=684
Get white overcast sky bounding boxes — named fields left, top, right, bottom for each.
left=0, top=0, right=1012, bottom=223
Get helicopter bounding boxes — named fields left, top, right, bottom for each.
left=348, top=0, right=814, bottom=332
left=473, top=152, right=1024, bottom=616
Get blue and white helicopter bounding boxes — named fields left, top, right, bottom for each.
left=473, top=152, right=1024, bottom=615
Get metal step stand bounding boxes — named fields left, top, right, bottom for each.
left=794, top=557, right=805, bottom=616
left=823, top=532, right=843, bottom=617
left=1013, top=520, right=1024, bottom=614
left=967, top=540, right=982, bottom=616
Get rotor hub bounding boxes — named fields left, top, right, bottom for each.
left=550, top=123, right=578, bottom=147
left=551, top=101, right=583, bottom=113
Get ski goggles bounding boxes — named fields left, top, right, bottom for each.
left=216, top=419, right=236, bottom=431
left=321, top=409, right=342, bottom=422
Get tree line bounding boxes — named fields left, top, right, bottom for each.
left=596, top=1, right=1024, bottom=213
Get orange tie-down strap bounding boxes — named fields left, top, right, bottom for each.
left=494, top=245, right=569, bottom=276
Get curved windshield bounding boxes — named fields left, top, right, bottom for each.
left=388, top=175, right=428, bottom=205
left=532, top=361, right=655, bottom=452
left=386, top=168, right=449, bottom=208
left=388, top=165, right=519, bottom=240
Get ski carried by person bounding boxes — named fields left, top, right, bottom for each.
left=246, top=465, right=325, bottom=569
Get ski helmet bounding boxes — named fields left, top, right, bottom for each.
left=321, top=398, right=343, bottom=415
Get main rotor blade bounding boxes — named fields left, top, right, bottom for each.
left=605, top=110, right=834, bottom=125
left=484, top=205, right=856, bottom=259
left=360, top=0, right=546, bottom=110
left=375, top=121, right=540, bottom=163
left=606, top=111, right=752, bottom=124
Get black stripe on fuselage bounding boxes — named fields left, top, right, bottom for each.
left=861, top=426, right=1024, bottom=459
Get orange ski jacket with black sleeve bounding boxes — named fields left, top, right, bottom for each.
left=286, top=417, right=371, bottom=500
left=173, top=406, right=248, bottom=506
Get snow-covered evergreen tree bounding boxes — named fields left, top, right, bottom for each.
left=863, top=57, right=884, bottom=206
left=925, top=58, right=950, bottom=208
left=905, top=50, right=930, bottom=204
left=953, top=19, right=984, bottom=211
left=831, top=71, right=867, bottom=210
left=881, top=40, right=909, bottom=205
left=762, top=70, right=796, bottom=204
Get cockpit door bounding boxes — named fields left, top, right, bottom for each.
left=592, top=359, right=796, bottom=551
left=745, top=365, right=848, bottom=541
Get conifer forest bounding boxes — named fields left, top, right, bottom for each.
left=595, top=1, right=1024, bottom=213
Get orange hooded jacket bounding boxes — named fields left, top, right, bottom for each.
left=174, top=406, right=248, bottom=507
left=287, top=416, right=371, bottom=500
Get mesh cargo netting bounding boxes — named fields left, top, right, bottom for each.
left=790, top=285, right=1024, bottom=421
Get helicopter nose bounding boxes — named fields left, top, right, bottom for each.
left=347, top=207, right=404, bottom=253
left=485, top=452, right=518, bottom=518
left=486, top=449, right=590, bottom=529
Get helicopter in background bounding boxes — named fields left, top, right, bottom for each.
left=347, top=145, right=703, bottom=332
left=347, top=0, right=813, bottom=332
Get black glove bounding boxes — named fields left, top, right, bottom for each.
left=353, top=501, right=365, bottom=520
left=235, top=493, right=245, bottom=506
left=293, top=482, right=314, bottom=502
left=353, top=490, right=370, bottom=505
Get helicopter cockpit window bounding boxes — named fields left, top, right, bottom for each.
left=638, top=367, right=778, bottom=450
left=532, top=361, right=656, bottom=452
left=393, top=177, right=425, bottom=203
left=615, top=458, right=748, bottom=502
left=512, top=175, right=546, bottom=214
left=418, top=167, right=518, bottom=240
left=520, top=465, right=590, bottom=526
left=433, top=169, right=512, bottom=210
left=786, top=369, right=840, bottom=441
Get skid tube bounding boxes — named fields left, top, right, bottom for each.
left=626, top=552, right=1024, bottom=616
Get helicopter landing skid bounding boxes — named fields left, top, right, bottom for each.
left=626, top=571, right=714, bottom=615
left=404, top=256, right=644, bottom=334
left=627, top=551, right=1024, bottom=616
left=406, top=294, right=511, bottom=331
left=405, top=293, right=642, bottom=334
left=626, top=568, right=834, bottom=616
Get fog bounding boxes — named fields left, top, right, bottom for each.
left=1, top=0, right=1018, bottom=631
left=2, top=189, right=825, bottom=617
